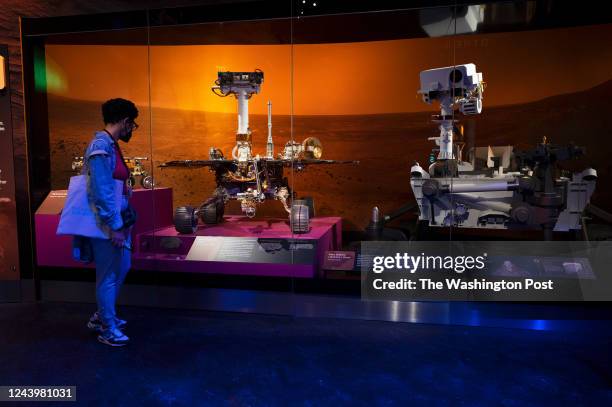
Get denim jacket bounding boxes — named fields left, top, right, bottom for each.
left=73, top=131, right=130, bottom=262
left=82, top=130, right=125, bottom=232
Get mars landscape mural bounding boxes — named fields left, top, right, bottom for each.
left=44, top=23, right=612, bottom=231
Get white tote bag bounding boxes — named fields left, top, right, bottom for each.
left=56, top=175, right=123, bottom=239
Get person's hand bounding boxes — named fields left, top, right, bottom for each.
left=110, top=229, right=126, bottom=248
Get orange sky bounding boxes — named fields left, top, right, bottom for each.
left=45, top=23, right=612, bottom=115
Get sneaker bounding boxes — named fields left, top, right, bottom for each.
left=87, top=312, right=127, bottom=332
left=115, top=317, right=127, bottom=330
left=97, top=328, right=130, bottom=347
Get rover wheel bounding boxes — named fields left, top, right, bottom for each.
left=174, top=206, right=198, bottom=234
left=291, top=204, right=310, bottom=234
left=127, top=175, right=136, bottom=189
left=140, top=175, right=155, bottom=189
left=201, top=203, right=223, bottom=224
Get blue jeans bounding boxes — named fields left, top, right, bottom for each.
left=91, top=236, right=131, bottom=330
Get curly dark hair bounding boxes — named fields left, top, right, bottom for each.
left=101, top=98, right=138, bottom=124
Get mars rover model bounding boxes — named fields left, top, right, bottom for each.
left=369, top=63, right=597, bottom=240
left=161, top=70, right=357, bottom=234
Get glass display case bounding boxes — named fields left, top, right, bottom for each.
left=19, top=0, right=612, bottom=310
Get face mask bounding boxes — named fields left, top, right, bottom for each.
left=119, top=121, right=133, bottom=142
left=119, top=130, right=132, bottom=143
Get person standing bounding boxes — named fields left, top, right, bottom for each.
left=81, top=98, right=139, bottom=346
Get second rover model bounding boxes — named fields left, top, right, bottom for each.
left=369, top=63, right=597, bottom=240
left=161, top=70, right=358, bottom=234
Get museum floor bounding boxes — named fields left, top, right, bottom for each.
left=0, top=302, right=610, bottom=406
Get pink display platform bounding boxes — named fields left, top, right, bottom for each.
left=35, top=188, right=173, bottom=269
left=35, top=187, right=342, bottom=278
left=133, top=216, right=342, bottom=278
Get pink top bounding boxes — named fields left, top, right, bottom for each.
left=113, top=144, right=129, bottom=194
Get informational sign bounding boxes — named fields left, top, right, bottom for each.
left=323, top=251, right=356, bottom=271
left=0, top=44, right=19, bottom=281
left=187, top=236, right=317, bottom=265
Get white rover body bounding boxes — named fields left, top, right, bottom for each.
left=410, top=64, right=597, bottom=239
